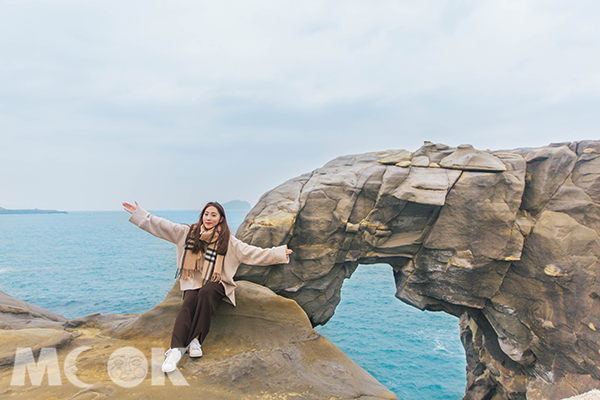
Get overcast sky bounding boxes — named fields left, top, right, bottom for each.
left=1, top=0, right=599, bottom=211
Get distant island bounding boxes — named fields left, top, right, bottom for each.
left=0, top=202, right=249, bottom=215
left=0, top=207, right=67, bottom=215
left=222, top=200, right=251, bottom=212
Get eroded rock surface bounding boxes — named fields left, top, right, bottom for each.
left=235, top=140, right=600, bottom=400
left=0, top=282, right=395, bottom=399
left=0, top=290, right=68, bottom=330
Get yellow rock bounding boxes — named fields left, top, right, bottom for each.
left=504, top=256, right=521, bottom=261
left=0, top=328, right=73, bottom=366
left=544, top=264, right=565, bottom=277
left=378, top=150, right=412, bottom=165
left=542, top=320, right=555, bottom=329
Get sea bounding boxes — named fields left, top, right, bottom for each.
left=0, top=210, right=466, bottom=399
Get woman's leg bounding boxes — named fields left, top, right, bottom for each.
left=169, top=282, right=225, bottom=349
left=170, top=288, right=200, bottom=349
left=188, top=281, right=226, bottom=345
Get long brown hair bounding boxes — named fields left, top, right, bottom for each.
left=186, top=202, right=230, bottom=255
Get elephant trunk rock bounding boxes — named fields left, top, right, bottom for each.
left=235, top=140, right=600, bottom=400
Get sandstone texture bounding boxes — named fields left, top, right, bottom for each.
left=565, top=390, right=600, bottom=400
left=0, top=282, right=395, bottom=399
left=235, top=140, right=600, bottom=400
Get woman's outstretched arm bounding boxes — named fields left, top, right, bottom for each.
left=232, top=236, right=292, bottom=266
left=123, top=201, right=189, bottom=245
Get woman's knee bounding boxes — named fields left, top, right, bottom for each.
left=197, top=283, right=215, bottom=296
left=181, top=289, right=199, bottom=308
left=197, top=282, right=222, bottom=300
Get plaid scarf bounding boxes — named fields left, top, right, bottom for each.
left=176, top=225, right=225, bottom=285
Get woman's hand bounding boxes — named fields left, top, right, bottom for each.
left=286, top=249, right=293, bottom=255
left=211, top=272, right=222, bottom=282
left=122, top=201, right=139, bottom=214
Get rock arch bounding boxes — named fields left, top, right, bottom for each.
left=235, top=140, right=600, bottom=400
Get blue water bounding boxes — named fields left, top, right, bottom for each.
left=0, top=211, right=466, bottom=399
left=314, top=265, right=466, bottom=399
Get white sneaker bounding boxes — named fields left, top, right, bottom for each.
left=188, top=338, right=203, bottom=358
left=161, top=348, right=182, bottom=373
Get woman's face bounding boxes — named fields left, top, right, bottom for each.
left=202, top=206, right=222, bottom=229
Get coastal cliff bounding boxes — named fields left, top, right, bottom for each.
left=235, top=140, right=600, bottom=400
left=0, top=282, right=395, bottom=399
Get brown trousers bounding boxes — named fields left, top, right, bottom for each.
left=170, top=281, right=226, bottom=349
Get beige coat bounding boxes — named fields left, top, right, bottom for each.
left=129, top=207, right=289, bottom=306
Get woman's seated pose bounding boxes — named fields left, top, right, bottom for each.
left=123, top=201, right=292, bottom=373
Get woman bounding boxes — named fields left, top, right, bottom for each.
left=122, top=201, right=292, bottom=373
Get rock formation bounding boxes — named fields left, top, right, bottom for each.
left=0, top=282, right=395, bottom=399
left=235, top=140, right=600, bottom=400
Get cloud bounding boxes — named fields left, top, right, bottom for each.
left=0, top=0, right=599, bottom=210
